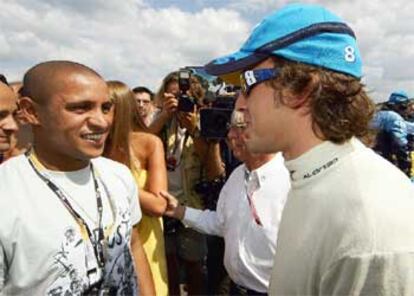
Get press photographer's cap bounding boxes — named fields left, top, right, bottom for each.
left=388, top=90, right=410, bottom=104
left=204, top=3, right=362, bottom=78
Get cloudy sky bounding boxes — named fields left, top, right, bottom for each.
left=0, top=0, right=413, bottom=102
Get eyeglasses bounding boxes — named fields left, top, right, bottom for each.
left=240, top=68, right=278, bottom=95
left=136, top=99, right=151, bottom=106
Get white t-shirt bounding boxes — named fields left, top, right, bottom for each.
left=269, top=138, right=414, bottom=295
left=0, top=155, right=141, bottom=295
left=183, top=153, right=290, bottom=292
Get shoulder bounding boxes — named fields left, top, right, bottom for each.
left=0, top=156, right=29, bottom=196
left=0, top=155, right=27, bottom=180
left=374, top=110, right=403, bottom=125
left=267, top=153, right=289, bottom=174
left=318, top=143, right=412, bottom=221
left=132, top=131, right=162, bottom=145
left=223, top=163, right=245, bottom=187
left=92, top=156, right=138, bottom=202
left=92, top=157, right=135, bottom=187
left=0, top=155, right=36, bottom=220
left=383, top=111, right=405, bottom=125
left=92, top=156, right=129, bottom=171
left=258, top=153, right=290, bottom=184
left=131, top=132, right=163, bottom=152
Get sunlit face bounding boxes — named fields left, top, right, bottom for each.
left=0, top=83, right=18, bottom=153
left=166, top=81, right=179, bottom=97
left=134, top=91, right=152, bottom=118
left=244, top=58, right=290, bottom=154
left=35, top=73, right=113, bottom=165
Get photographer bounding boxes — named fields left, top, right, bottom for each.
left=161, top=93, right=290, bottom=295
left=151, top=71, right=224, bottom=295
left=372, top=91, right=414, bottom=179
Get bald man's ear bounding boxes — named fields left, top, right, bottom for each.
left=19, top=97, right=41, bottom=126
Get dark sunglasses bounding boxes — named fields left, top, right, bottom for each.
left=240, top=68, right=278, bottom=95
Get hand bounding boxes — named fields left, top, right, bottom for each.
left=160, top=190, right=186, bottom=220
left=177, top=107, right=197, bottom=134
left=161, top=93, right=178, bottom=117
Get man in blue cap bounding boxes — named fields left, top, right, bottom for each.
left=372, top=90, right=414, bottom=179
left=205, top=3, right=414, bottom=295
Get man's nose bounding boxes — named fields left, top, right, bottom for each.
left=88, top=110, right=110, bottom=129
left=4, top=114, right=18, bottom=133
left=227, top=127, right=236, bottom=140
left=137, top=100, right=146, bottom=107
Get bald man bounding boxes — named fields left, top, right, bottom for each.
left=0, top=81, right=18, bottom=162
left=0, top=61, right=154, bottom=295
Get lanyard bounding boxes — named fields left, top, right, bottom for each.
left=244, top=169, right=263, bottom=226
left=25, top=150, right=106, bottom=269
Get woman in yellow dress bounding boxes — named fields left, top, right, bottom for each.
left=104, top=81, right=169, bottom=295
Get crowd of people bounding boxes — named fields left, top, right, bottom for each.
left=1, top=3, right=414, bottom=296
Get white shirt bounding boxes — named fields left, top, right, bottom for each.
left=269, top=138, right=414, bottom=295
left=0, top=155, right=141, bottom=295
left=183, top=153, right=290, bottom=292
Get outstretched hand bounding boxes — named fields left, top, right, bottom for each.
left=160, top=190, right=186, bottom=220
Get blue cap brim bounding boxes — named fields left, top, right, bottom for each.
left=204, top=51, right=268, bottom=76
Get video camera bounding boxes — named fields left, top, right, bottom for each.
left=200, top=95, right=236, bottom=139
left=177, top=69, right=196, bottom=112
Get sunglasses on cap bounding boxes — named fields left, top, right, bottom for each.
left=240, top=68, right=278, bottom=95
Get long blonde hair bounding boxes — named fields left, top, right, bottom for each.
left=104, top=80, right=135, bottom=168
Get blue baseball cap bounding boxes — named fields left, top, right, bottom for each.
left=388, top=90, right=410, bottom=104
left=204, top=3, right=362, bottom=78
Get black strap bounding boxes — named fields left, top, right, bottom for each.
left=25, top=151, right=106, bottom=268
left=256, top=22, right=356, bottom=55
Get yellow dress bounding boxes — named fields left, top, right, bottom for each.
left=133, top=169, right=169, bottom=296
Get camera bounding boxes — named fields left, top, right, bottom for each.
left=177, top=69, right=195, bottom=112
left=200, top=95, right=236, bottom=139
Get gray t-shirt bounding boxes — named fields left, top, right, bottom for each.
left=0, top=155, right=141, bottom=295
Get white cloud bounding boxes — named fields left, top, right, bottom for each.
left=0, top=0, right=413, bottom=102
left=0, top=0, right=249, bottom=92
